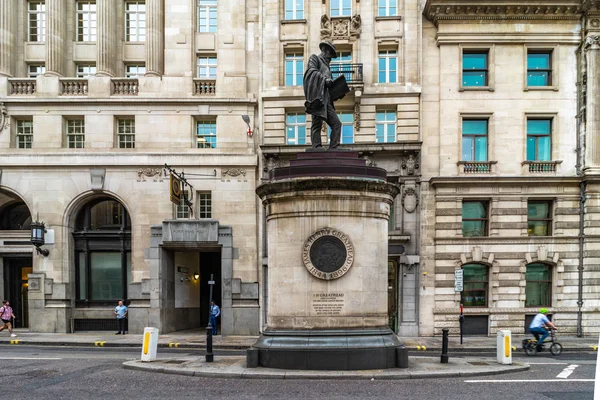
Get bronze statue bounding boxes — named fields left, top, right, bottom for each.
left=303, top=41, right=342, bottom=149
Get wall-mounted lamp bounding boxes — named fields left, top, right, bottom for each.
left=194, top=272, right=200, bottom=281
left=241, top=115, right=253, bottom=137
left=30, top=220, right=49, bottom=257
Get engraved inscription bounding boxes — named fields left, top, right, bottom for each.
left=302, top=228, right=354, bottom=280
left=312, top=293, right=345, bottom=315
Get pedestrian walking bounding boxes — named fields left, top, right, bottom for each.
left=114, top=300, right=128, bottom=335
left=210, top=301, right=220, bottom=335
left=0, top=300, right=17, bottom=337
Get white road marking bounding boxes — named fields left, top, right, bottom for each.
left=526, top=362, right=568, bottom=365
left=464, top=379, right=594, bottom=383
left=1, top=357, right=62, bottom=360
left=556, top=364, right=579, bottom=379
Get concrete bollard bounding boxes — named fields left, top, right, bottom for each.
left=246, top=348, right=259, bottom=368
left=141, top=327, right=159, bottom=362
left=496, top=330, right=512, bottom=365
left=396, top=346, right=409, bottom=368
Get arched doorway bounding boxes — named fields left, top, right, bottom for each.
left=0, top=190, right=33, bottom=328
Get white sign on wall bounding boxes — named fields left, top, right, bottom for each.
left=454, top=269, right=464, bottom=292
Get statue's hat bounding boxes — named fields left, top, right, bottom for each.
left=319, top=41, right=338, bottom=58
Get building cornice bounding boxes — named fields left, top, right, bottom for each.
left=0, top=97, right=258, bottom=106
left=429, top=176, right=581, bottom=186
left=423, top=1, right=582, bottom=26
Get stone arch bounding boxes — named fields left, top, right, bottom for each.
left=519, top=251, right=563, bottom=310
left=0, top=186, right=33, bottom=230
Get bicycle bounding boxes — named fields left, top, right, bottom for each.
left=522, top=328, right=563, bottom=356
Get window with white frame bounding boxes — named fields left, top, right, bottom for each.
left=125, top=0, right=146, bottom=42
left=286, top=113, right=306, bottom=145
left=16, top=120, right=34, bottom=149
left=175, top=191, right=190, bottom=219
left=76, top=63, right=96, bottom=78
left=197, top=56, right=217, bottom=79
left=285, top=53, right=304, bottom=86
left=125, top=64, right=146, bottom=78
left=76, top=1, right=97, bottom=42
left=378, top=0, right=397, bottom=17
left=198, top=192, right=212, bottom=218
left=28, top=1, right=46, bottom=42
left=330, top=0, right=351, bottom=16
left=198, top=0, right=217, bottom=32
left=66, top=119, right=85, bottom=148
left=28, top=64, right=45, bottom=78
left=117, top=118, right=135, bottom=148
left=328, top=112, right=354, bottom=144
left=196, top=120, right=216, bottom=148
left=378, top=50, right=397, bottom=83
left=285, top=0, right=304, bottom=20
left=376, top=110, right=396, bottom=143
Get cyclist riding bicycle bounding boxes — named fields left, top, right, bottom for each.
left=529, top=308, right=557, bottom=351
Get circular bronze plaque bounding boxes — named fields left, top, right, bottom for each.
left=302, top=228, right=354, bottom=280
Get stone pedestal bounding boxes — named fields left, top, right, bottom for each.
left=251, top=152, right=406, bottom=370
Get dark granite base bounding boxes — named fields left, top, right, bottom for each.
left=247, top=328, right=408, bottom=370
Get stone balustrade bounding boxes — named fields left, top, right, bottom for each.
left=458, top=161, right=496, bottom=174
left=60, top=79, right=88, bottom=95
left=112, top=79, right=139, bottom=95
left=8, top=79, right=36, bottom=95
left=194, top=79, right=216, bottom=95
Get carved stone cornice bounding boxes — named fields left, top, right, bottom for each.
left=585, top=34, right=600, bottom=49
left=423, top=1, right=581, bottom=26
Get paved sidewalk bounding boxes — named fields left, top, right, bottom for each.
left=0, top=329, right=597, bottom=352
left=123, top=355, right=530, bottom=380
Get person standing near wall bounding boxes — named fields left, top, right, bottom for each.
left=114, top=300, right=128, bottom=335
left=210, top=301, right=220, bottom=335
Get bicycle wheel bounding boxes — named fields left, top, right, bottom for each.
left=550, top=343, right=563, bottom=356
left=525, top=344, right=537, bottom=356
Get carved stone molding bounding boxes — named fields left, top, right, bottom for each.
left=401, top=153, right=420, bottom=175
left=264, top=155, right=281, bottom=173
left=222, top=168, right=247, bottom=178
left=401, top=187, right=419, bottom=213
left=320, top=15, right=361, bottom=41
left=0, top=103, right=8, bottom=132
left=585, top=35, right=600, bottom=49
left=354, top=103, right=360, bottom=131
left=137, top=168, right=163, bottom=182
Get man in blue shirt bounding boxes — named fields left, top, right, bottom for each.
left=114, top=300, right=128, bottom=335
left=210, top=301, right=220, bottom=335
left=529, top=308, right=556, bottom=351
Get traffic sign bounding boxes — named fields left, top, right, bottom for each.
left=454, top=269, right=464, bottom=292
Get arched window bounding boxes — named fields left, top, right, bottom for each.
left=0, top=201, right=32, bottom=230
left=461, top=264, right=488, bottom=307
left=525, top=263, right=551, bottom=307
left=73, top=198, right=131, bottom=304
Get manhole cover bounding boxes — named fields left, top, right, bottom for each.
left=468, top=362, right=489, bottom=366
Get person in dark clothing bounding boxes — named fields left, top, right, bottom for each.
left=303, top=41, right=342, bottom=149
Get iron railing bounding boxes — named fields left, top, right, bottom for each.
left=330, top=63, right=363, bottom=85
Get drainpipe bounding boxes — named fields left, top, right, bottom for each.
left=577, top=181, right=586, bottom=337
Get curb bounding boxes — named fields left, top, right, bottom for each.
left=0, top=341, right=249, bottom=350
left=122, top=359, right=530, bottom=380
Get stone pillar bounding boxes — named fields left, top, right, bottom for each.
left=46, top=0, right=67, bottom=76
left=586, top=36, right=600, bottom=169
left=145, top=0, right=164, bottom=76
left=96, top=0, right=117, bottom=76
left=0, top=0, right=16, bottom=77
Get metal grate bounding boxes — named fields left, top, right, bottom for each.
left=74, top=319, right=128, bottom=331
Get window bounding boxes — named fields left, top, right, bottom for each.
left=462, top=201, right=488, bottom=237
left=198, top=0, right=217, bottom=32
left=330, top=51, right=352, bottom=82
left=76, top=63, right=96, bottom=78
left=117, top=118, right=135, bottom=148
left=74, top=198, right=131, bottom=303
left=376, top=110, right=395, bottom=143
left=378, top=50, right=397, bottom=83
left=125, top=64, right=145, bottom=78
left=462, top=120, right=488, bottom=161
left=462, top=51, right=488, bottom=87
left=125, top=0, right=146, bottom=42
left=198, top=192, right=212, bottom=218
left=461, top=264, right=488, bottom=307
left=330, top=0, right=351, bottom=16
left=196, top=120, right=216, bottom=148
left=197, top=56, right=217, bottom=79
left=28, top=64, right=45, bottom=78
left=528, top=201, right=552, bottom=236
left=285, top=53, right=304, bottom=86
left=286, top=113, right=306, bottom=145
left=285, top=0, right=304, bottom=19
left=527, top=51, right=552, bottom=87
left=16, top=120, right=34, bottom=149
left=527, top=119, right=551, bottom=161
left=329, top=112, right=354, bottom=144
left=28, top=1, right=46, bottom=42
left=66, top=119, right=85, bottom=148
left=76, top=1, right=97, bottom=42
left=378, top=0, right=397, bottom=17
left=176, top=191, right=190, bottom=219
left=525, top=263, right=551, bottom=307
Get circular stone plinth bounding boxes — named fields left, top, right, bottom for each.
left=249, top=328, right=407, bottom=370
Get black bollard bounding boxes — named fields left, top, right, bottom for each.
left=441, top=328, right=449, bottom=363
left=206, top=325, right=214, bottom=362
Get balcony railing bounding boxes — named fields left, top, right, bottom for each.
left=193, top=79, right=216, bottom=95
left=330, top=63, right=363, bottom=86
left=458, top=161, right=496, bottom=174
left=112, top=78, right=139, bottom=95
left=8, top=79, right=36, bottom=95
left=522, top=161, right=561, bottom=173
left=60, top=79, right=88, bottom=95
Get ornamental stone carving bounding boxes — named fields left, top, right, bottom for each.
left=302, top=228, right=354, bottom=280
left=401, top=187, right=419, bottom=213
left=401, top=153, right=420, bottom=175
left=0, top=103, right=8, bottom=132
left=222, top=168, right=247, bottom=178
left=137, top=168, right=163, bottom=182
left=585, top=35, right=600, bottom=49
left=320, top=15, right=332, bottom=40
left=320, top=14, right=361, bottom=41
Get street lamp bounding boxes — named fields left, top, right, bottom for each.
left=194, top=272, right=200, bottom=281
left=241, top=115, right=253, bottom=137
left=30, top=220, right=49, bottom=257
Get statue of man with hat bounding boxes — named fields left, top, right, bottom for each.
left=303, top=41, right=342, bottom=149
